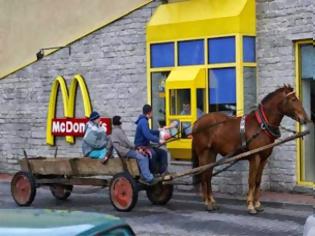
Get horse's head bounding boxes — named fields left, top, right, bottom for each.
left=278, top=85, right=310, bottom=124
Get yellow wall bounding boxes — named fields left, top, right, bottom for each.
left=0, top=0, right=151, bottom=78
left=146, top=0, right=256, bottom=160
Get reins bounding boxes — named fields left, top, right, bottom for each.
left=157, top=89, right=299, bottom=148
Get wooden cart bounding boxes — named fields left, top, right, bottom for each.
left=11, top=155, right=173, bottom=212
left=11, top=131, right=309, bottom=212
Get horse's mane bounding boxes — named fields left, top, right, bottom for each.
left=261, top=84, right=294, bottom=103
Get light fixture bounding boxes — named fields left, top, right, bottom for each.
left=36, top=46, right=71, bottom=61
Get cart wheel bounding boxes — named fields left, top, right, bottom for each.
left=146, top=182, right=173, bottom=205
left=109, top=172, right=138, bottom=212
left=11, top=171, right=36, bottom=206
left=50, top=184, right=73, bottom=200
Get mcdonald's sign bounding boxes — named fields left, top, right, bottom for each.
left=46, top=74, right=111, bottom=145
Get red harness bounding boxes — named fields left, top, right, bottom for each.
left=255, top=105, right=280, bottom=139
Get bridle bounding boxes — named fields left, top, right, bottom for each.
left=241, top=90, right=298, bottom=148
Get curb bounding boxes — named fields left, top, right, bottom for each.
left=174, top=188, right=315, bottom=209
left=1, top=173, right=313, bottom=208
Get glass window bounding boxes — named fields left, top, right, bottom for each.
left=301, top=44, right=315, bottom=80
left=300, top=43, right=315, bottom=182
left=197, top=88, right=206, bottom=117
left=169, top=89, right=191, bottom=116
left=243, top=67, right=257, bottom=114
left=243, top=36, right=256, bottom=62
left=208, top=37, right=235, bottom=63
left=181, top=121, right=192, bottom=138
left=208, top=68, right=236, bottom=115
left=301, top=80, right=315, bottom=182
left=178, top=40, right=204, bottom=66
left=150, top=43, right=174, bottom=68
left=151, top=71, right=170, bottom=129
left=100, top=227, right=134, bottom=236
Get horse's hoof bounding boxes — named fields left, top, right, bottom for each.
left=206, top=205, right=215, bottom=212
left=206, top=203, right=219, bottom=211
left=212, top=203, right=220, bottom=210
left=248, top=208, right=257, bottom=215
left=206, top=205, right=214, bottom=211
left=255, top=205, right=264, bottom=212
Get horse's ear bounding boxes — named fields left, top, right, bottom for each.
left=286, top=90, right=295, bottom=97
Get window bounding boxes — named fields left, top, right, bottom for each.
left=197, top=88, right=206, bottom=116
left=178, top=40, right=204, bottom=65
left=208, top=37, right=235, bottom=63
left=151, top=71, right=170, bottom=129
left=169, top=89, right=191, bottom=116
left=169, top=89, right=191, bottom=139
left=243, top=36, right=256, bottom=62
left=299, top=43, right=315, bottom=182
left=301, top=44, right=315, bottom=80
left=100, top=226, right=134, bottom=236
left=243, top=67, right=257, bottom=114
left=181, top=121, right=192, bottom=138
left=209, top=68, right=236, bottom=115
left=150, top=43, right=174, bottom=68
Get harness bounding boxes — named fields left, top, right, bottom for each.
left=240, top=104, right=281, bottom=150
left=255, top=104, right=281, bottom=139
left=239, top=115, right=247, bottom=149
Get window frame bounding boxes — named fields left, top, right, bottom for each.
left=295, top=39, right=315, bottom=188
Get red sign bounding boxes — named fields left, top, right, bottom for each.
left=51, top=117, right=111, bottom=136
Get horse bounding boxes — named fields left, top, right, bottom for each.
left=191, top=85, right=310, bottom=215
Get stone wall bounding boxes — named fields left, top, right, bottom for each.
left=256, top=0, right=314, bottom=191
left=0, top=1, right=159, bottom=172
left=0, top=0, right=313, bottom=194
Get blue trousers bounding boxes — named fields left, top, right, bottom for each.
left=149, top=147, right=168, bottom=174
left=127, top=150, right=153, bottom=182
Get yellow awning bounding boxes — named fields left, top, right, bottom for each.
left=147, top=0, right=255, bottom=42
left=166, top=67, right=205, bottom=89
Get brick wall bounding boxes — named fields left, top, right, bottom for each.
left=0, top=2, right=159, bottom=172
left=256, top=0, right=314, bottom=191
left=0, top=0, right=313, bottom=194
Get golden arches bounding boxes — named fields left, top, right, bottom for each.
left=46, top=74, right=92, bottom=145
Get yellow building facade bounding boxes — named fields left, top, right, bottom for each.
left=146, top=0, right=257, bottom=159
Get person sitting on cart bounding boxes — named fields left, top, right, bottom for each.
left=134, top=104, right=168, bottom=175
left=82, top=111, right=112, bottom=163
left=110, top=115, right=158, bottom=185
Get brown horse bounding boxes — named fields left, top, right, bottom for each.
left=191, top=85, right=309, bottom=214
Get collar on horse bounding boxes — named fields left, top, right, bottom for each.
left=255, top=104, right=281, bottom=139
left=239, top=104, right=281, bottom=151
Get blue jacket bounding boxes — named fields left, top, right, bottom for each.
left=134, top=114, right=159, bottom=147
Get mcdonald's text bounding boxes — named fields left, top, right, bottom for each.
left=51, top=118, right=111, bottom=136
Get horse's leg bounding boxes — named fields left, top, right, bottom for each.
left=199, top=150, right=210, bottom=209
left=253, top=158, right=268, bottom=212
left=247, top=154, right=260, bottom=215
left=199, top=150, right=217, bottom=211
left=207, top=150, right=218, bottom=210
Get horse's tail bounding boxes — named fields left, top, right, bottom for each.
left=191, top=144, right=200, bottom=185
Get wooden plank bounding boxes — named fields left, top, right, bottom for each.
left=162, top=131, right=310, bottom=182
left=19, top=157, right=139, bottom=177
left=36, top=177, right=108, bottom=187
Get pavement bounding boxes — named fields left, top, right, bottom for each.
left=1, top=172, right=314, bottom=235
left=1, top=172, right=314, bottom=207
